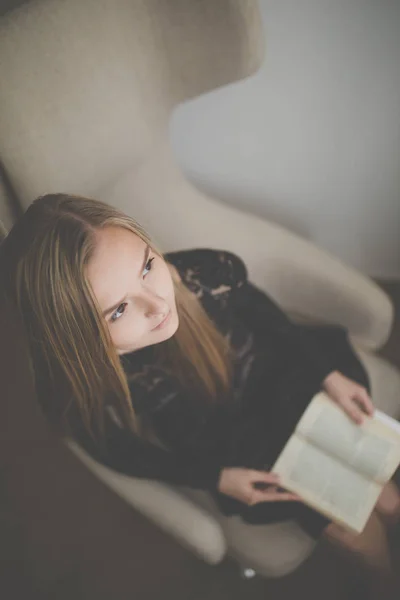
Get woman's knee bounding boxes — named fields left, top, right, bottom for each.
left=323, top=522, right=362, bottom=552
left=376, top=481, right=400, bottom=521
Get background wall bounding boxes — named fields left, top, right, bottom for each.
left=171, top=0, right=400, bottom=278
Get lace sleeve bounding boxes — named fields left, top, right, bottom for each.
left=165, top=248, right=247, bottom=304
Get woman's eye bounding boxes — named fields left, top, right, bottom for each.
left=143, top=257, right=155, bottom=277
left=111, top=302, right=127, bottom=323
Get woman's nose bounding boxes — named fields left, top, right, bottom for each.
left=142, top=294, right=167, bottom=318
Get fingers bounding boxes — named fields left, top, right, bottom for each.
left=264, top=492, right=301, bottom=502
left=355, top=387, right=374, bottom=416
left=341, top=398, right=365, bottom=424
left=325, top=372, right=374, bottom=422
left=246, top=470, right=297, bottom=505
left=248, top=489, right=300, bottom=505
left=248, top=470, right=280, bottom=485
left=247, top=471, right=301, bottom=505
left=342, top=387, right=374, bottom=424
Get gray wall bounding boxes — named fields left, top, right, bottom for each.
left=171, top=0, right=400, bottom=278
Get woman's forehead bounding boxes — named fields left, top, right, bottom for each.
left=91, top=226, right=144, bottom=260
left=87, top=227, right=145, bottom=291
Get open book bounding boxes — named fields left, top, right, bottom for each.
left=272, top=392, right=400, bottom=533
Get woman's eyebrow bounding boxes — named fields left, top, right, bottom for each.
left=140, top=244, right=151, bottom=277
left=102, top=244, right=150, bottom=317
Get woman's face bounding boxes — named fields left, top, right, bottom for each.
left=87, top=226, right=179, bottom=355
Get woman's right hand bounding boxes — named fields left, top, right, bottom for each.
left=217, top=467, right=300, bottom=506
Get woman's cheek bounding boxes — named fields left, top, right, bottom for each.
left=110, top=320, right=140, bottom=352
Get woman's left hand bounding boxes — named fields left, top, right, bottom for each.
left=323, top=370, right=374, bottom=425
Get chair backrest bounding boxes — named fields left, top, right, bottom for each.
left=0, top=0, right=264, bottom=250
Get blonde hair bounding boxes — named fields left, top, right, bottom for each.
left=0, top=194, right=232, bottom=441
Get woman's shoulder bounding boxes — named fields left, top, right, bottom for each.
left=164, top=248, right=248, bottom=293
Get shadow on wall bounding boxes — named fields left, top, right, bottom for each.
left=189, top=174, right=313, bottom=242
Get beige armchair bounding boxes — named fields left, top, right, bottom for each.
left=1, top=0, right=399, bottom=578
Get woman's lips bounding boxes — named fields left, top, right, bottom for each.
left=152, top=310, right=171, bottom=331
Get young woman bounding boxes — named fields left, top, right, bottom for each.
left=1, top=193, right=399, bottom=592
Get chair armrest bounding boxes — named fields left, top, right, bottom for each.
left=177, top=195, right=394, bottom=350
left=65, top=439, right=226, bottom=565
left=247, top=224, right=394, bottom=351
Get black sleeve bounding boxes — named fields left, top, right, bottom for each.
left=231, top=279, right=338, bottom=384
left=71, top=412, right=223, bottom=490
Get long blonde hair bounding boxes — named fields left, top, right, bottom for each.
left=0, top=194, right=232, bottom=441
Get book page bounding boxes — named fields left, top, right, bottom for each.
left=375, top=409, right=400, bottom=435
left=296, top=393, right=400, bottom=484
left=273, top=436, right=382, bottom=533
